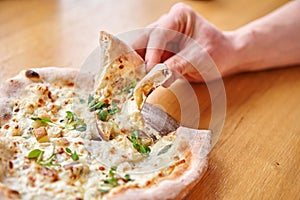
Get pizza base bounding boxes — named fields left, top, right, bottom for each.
left=0, top=67, right=211, bottom=200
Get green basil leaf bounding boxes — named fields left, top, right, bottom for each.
left=108, top=103, right=119, bottom=115
left=64, top=111, right=87, bottom=132
left=88, top=94, right=94, bottom=104
left=129, top=80, right=136, bottom=89
left=65, top=148, right=72, bottom=154
left=75, top=124, right=87, bottom=132
left=71, top=152, right=79, bottom=161
left=79, top=98, right=86, bottom=104
left=124, top=174, right=134, bottom=182
left=99, top=109, right=108, bottom=121
left=157, top=144, right=172, bottom=156
left=30, top=117, right=53, bottom=125
left=127, top=130, right=151, bottom=156
left=66, top=111, right=74, bottom=122
left=110, top=166, right=117, bottom=171
left=28, top=149, right=43, bottom=159
left=99, top=188, right=109, bottom=194
left=140, top=145, right=151, bottom=156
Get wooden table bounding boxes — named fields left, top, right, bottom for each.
left=1, top=0, right=299, bottom=199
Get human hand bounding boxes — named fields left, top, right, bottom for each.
left=132, top=3, right=236, bottom=82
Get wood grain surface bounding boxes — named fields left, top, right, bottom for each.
left=1, top=0, right=299, bottom=199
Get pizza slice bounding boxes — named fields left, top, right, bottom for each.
left=90, top=31, right=172, bottom=141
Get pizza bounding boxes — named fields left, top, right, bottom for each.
left=0, top=31, right=211, bottom=200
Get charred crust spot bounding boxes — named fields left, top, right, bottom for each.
left=25, top=70, right=41, bottom=82
left=37, top=98, right=46, bottom=107
left=119, top=64, right=124, bottom=69
left=67, top=82, right=74, bottom=87
left=8, top=161, right=13, bottom=169
left=104, top=99, right=109, bottom=105
left=25, top=70, right=40, bottom=78
left=13, top=108, right=20, bottom=113
left=47, top=91, right=53, bottom=100
left=158, top=172, right=163, bottom=177
left=4, top=124, right=10, bottom=130
left=120, top=128, right=127, bottom=134
left=145, top=180, right=152, bottom=186
left=176, top=159, right=186, bottom=166
left=9, top=189, right=20, bottom=196
left=57, top=147, right=65, bottom=154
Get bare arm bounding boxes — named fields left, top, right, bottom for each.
left=134, top=1, right=300, bottom=82
left=228, top=0, right=300, bottom=75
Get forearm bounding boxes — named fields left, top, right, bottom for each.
left=227, top=0, right=300, bottom=74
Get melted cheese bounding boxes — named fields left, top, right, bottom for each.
left=0, top=79, right=184, bottom=200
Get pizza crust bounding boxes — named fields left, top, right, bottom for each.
left=106, top=127, right=211, bottom=200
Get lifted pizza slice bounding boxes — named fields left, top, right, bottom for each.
left=90, top=31, right=172, bottom=141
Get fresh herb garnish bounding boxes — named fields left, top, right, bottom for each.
left=157, top=144, right=172, bottom=156
left=88, top=95, right=108, bottom=112
left=88, top=95, right=120, bottom=122
left=99, top=166, right=133, bottom=195
left=127, top=130, right=151, bottom=156
left=98, top=109, right=108, bottom=121
left=28, top=145, right=60, bottom=167
left=65, top=147, right=80, bottom=161
left=108, top=103, right=120, bottom=115
left=99, top=188, right=109, bottom=194
left=79, top=98, right=86, bottom=104
left=30, top=111, right=86, bottom=132
left=22, top=135, right=31, bottom=139
left=30, top=117, right=57, bottom=126
left=28, top=149, right=43, bottom=159
left=124, top=174, right=133, bottom=182
left=127, top=80, right=136, bottom=98
left=64, top=111, right=87, bottom=132
left=121, top=80, right=136, bottom=98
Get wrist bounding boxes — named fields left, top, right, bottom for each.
left=224, top=28, right=258, bottom=75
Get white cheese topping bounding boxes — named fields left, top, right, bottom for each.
left=0, top=80, right=184, bottom=200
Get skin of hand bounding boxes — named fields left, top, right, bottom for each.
left=132, top=1, right=300, bottom=82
